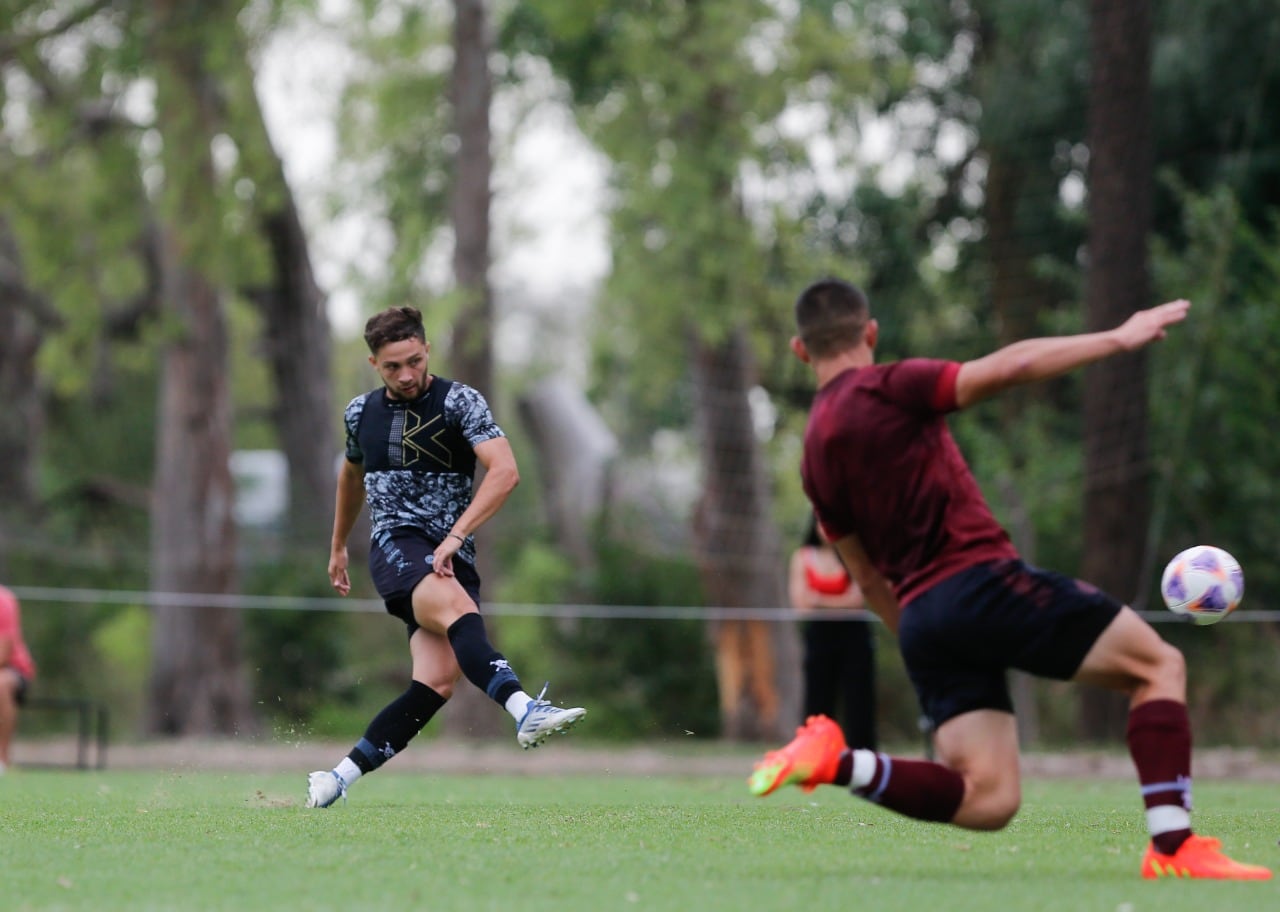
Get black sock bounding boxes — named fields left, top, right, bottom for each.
left=348, top=681, right=447, bottom=773
left=446, top=613, right=523, bottom=706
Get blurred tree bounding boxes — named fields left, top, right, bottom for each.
left=222, top=23, right=336, bottom=545
left=442, top=0, right=506, bottom=736
left=506, top=0, right=899, bottom=739
left=0, top=214, right=53, bottom=554
left=1143, top=185, right=1280, bottom=738
left=1, top=0, right=342, bottom=732
left=146, top=0, right=253, bottom=735
left=332, top=2, right=453, bottom=316
left=1079, top=0, right=1153, bottom=740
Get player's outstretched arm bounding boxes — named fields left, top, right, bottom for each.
left=954, top=299, right=1190, bottom=408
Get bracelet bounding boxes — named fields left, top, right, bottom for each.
left=446, top=532, right=466, bottom=544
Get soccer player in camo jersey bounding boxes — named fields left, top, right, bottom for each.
left=306, top=306, right=585, bottom=808
left=749, top=279, right=1271, bottom=881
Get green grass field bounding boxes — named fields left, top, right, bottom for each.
left=3, top=769, right=1277, bottom=911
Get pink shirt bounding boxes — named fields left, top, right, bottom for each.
left=802, top=358, right=1018, bottom=606
left=0, top=586, right=36, bottom=679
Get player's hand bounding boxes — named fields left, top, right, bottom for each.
left=1115, top=299, right=1191, bottom=350
left=431, top=536, right=460, bottom=578
left=329, top=546, right=351, bottom=596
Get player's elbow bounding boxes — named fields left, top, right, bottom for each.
left=496, top=462, right=520, bottom=493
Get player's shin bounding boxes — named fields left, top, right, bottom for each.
left=1127, top=698, right=1193, bottom=854
left=446, top=613, right=525, bottom=712
left=850, top=751, right=966, bottom=823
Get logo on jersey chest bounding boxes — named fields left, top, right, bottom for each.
left=391, top=410, right=453, bottom=468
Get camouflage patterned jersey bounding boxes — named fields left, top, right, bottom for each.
left=344, top=376, right=505, bottom=564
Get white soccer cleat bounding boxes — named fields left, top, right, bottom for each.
left=516, top=684, right=586, bottom=749
left=305, top=770, right=348, bottom=808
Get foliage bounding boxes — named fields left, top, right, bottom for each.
left=507, top=0, right=899, bottom=439
left=1151, top=0, right=1280, bottom=231
left=330, top=1, right=457, bottom=321
left=240, top=560, right=350, bottom=724
left=6, top=0, right=1280, bottom=747
left=493, top=527, right=718, bottom=740
left=1147, top=184, right=1280, bottom=596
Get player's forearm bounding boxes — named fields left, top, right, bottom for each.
left=994, top=331, right=1124, bottom=384
left=0, top=638, right=12, bottom=668
left=330, top=468, right=365, bottom=549
left=449, top=461, right=519, bottom=537
left=857, top=577, right=900, bottom=633
left=956, top=330, right=1124, bottom=407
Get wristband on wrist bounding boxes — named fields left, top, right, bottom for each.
left=446, top=532, right=466, bottom=544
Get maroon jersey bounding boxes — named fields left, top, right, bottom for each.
left=802, top=358, right=1018, bottom=606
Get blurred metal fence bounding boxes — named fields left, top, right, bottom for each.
left=11, top=585, right=1278, bottom=623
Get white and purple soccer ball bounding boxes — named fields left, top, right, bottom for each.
left=1160, top=545, right=1244, bottom=626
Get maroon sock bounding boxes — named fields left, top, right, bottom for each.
left=1126, top=698, right=1193, bottom=854
left=853, top=753, right=965, bottom=823
left=835, top=749, right=853, bottom=786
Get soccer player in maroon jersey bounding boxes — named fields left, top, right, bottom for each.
left=749, top=278, right=1270, bottom=881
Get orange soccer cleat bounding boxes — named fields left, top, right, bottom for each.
left=1141, top=835, right=1273, bottom=880
left=748, top=714, right=847, bottom=797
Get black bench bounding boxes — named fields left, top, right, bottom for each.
left=24, top=696, right=109, bottom=770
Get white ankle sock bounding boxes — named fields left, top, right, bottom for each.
left=850, top=749, right=878, bottom=789
left=335, top=757, right=362, bottom=786
left=1147, top=804, right=1191, bottom=837
left=505, top=691, right=533, bottom=721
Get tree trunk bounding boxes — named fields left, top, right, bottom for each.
left=449, top=0, right=494, bottom=390
left=1080, top=0, right=1153, bottom=741
left=517, top=376, right=618, bottom=570
left=985, top=148, right=1055, bottom=745
left=690, top=327, right=798, bottom=742
left=146, top=0, right=254, bottom=736
left=221, top=26, right=335, bottom=543
left=0, top=214, right=49, bottom=562
left=441, top=0, right=504, bottom=736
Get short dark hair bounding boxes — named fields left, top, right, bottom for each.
left=364, top=306, right=426, bottom=353
left=794, top=278, right=870, bottom=359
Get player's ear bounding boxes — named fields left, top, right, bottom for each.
left=865, top=318, right=879, bottom=350
left=789, top=335, right=810, bottom=364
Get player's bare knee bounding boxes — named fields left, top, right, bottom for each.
left=956, top=776, right=1020, bottom=830
left=956, top=798, right=1019, bottom=831
left=984, top=785, right=1021, bottom=829
left=1148, top=640, right=1186, bottom=693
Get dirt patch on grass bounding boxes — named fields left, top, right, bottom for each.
left=16, top=736, right=1280, bottom=781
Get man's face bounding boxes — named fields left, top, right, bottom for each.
left=370, top=336, right=430, bottom=400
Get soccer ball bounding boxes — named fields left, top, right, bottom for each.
left=1160, top=545, right=1244, bottom=626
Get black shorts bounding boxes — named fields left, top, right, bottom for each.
left=10, top=672, right=30, bottom=706
left=368, top=526, right=482, bottom=632
left=899, top=558, right=1122, bottom=729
